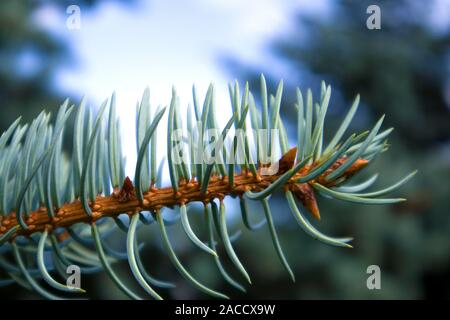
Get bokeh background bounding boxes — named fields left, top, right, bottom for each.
left=1, top=0, right=449, bottom=299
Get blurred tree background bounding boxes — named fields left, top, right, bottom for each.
left=224, top=0, right=450, bottom=299
left=0, top=0, right=131, bottom=132
left=1, top=0, right=449, bottom=299
left=0, top=0, right=67, bottom=131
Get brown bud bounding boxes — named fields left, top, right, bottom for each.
left=291, top=183, right=321, bottom=220
left=278, top=147, right=298, bottom=174
left=116, top=177, right=137, bottom=203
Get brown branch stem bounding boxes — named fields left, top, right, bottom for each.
left=0, top=157, right=368, bottom=240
